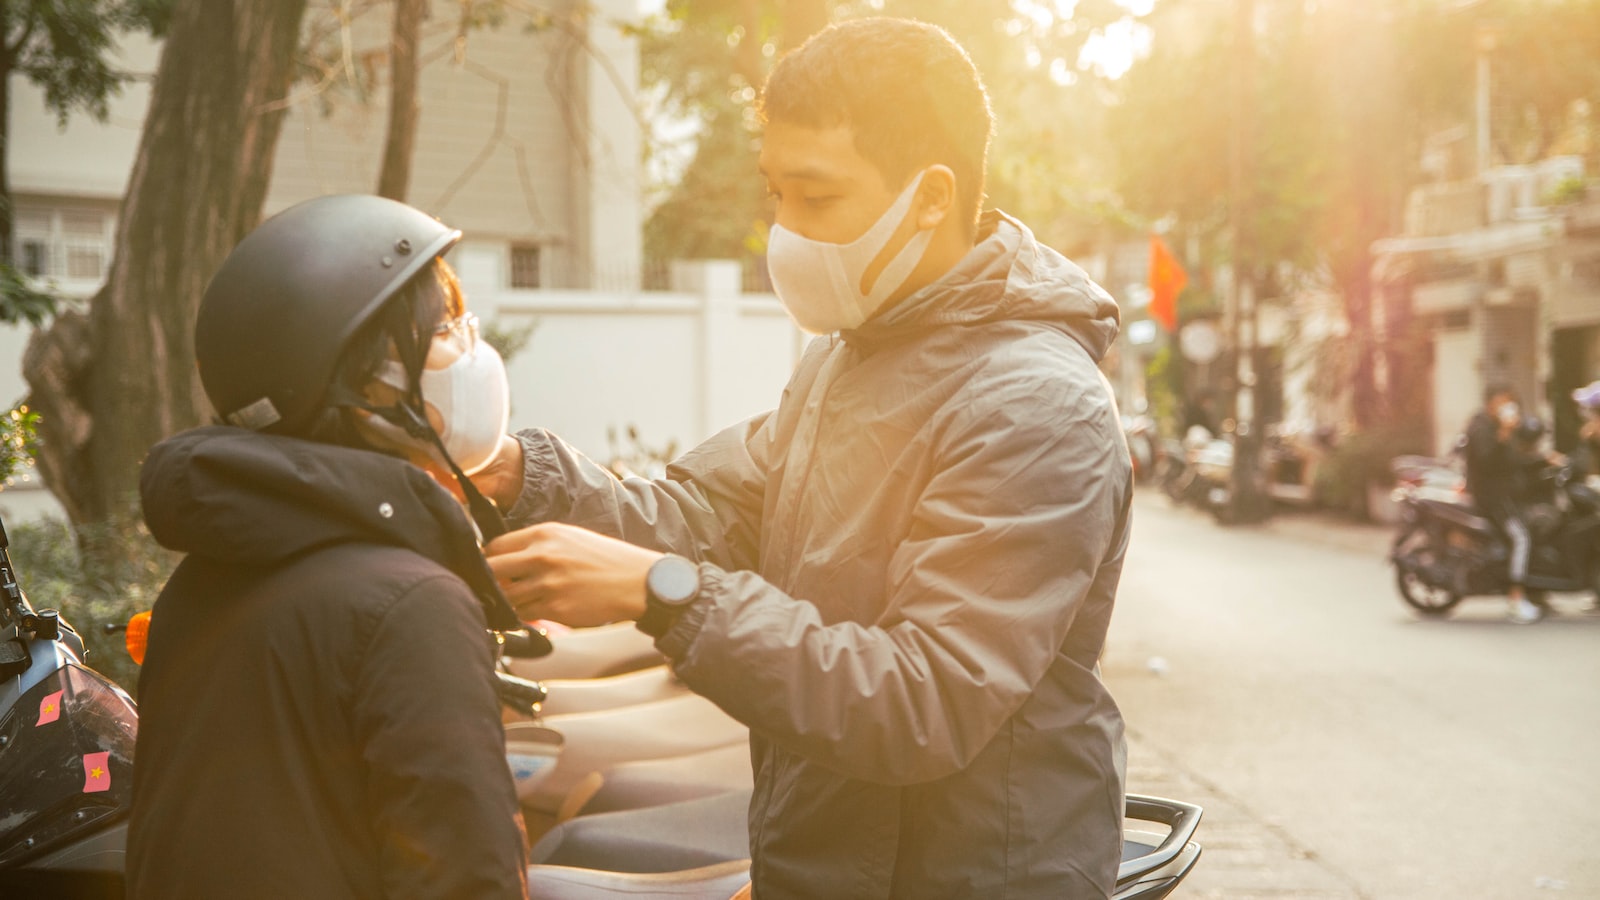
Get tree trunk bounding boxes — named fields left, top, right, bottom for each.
left=23, top=0, right=309, bottom=568
left=376, top=0, right=424, bottom=201
left=1, top=51, right=12, bottom=265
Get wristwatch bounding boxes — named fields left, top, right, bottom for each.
left=636, top=554, right=701, bottom=638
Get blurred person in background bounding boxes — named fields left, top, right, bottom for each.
left=1572, top=379, right=1600, bottom=478
left=1464, top=384, right=1546, bottom=624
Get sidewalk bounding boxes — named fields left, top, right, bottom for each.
left=1124, top=728, right=1367, bottom=899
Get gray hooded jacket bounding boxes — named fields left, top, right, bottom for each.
left=509, top=212, right=1131, bottom=898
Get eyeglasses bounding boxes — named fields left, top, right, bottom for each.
left=434, top=312, right=479, bottom=351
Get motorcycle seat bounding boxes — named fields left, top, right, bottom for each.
left=524, top=693, right=749, bottom=815
left=563, top=742, right=754, bottom=819
left=1417, top=498, right=1496, bottom=534
left=531, top=788, right=753, bottom=874
left=507, top=621, right=666, bottom=681
left=526, top=859, right=751, bottom=900
left=534, top=664, right=690, bottom=718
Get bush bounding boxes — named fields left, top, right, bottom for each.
left=8, top=516, right=176, bottom=695
left=1313, top=423, right=1430, bottom=519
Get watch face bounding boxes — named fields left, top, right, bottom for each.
left=648, top=556, right=700, bottom=607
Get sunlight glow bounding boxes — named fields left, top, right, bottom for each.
left=1078, top=17, right=1153, bottom=80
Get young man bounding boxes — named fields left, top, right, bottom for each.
left=1463, top=383, right=1543, bottom=624
left=477, top=18, right=1131, bottom=898
left=128, top=195, right=529, bottom=898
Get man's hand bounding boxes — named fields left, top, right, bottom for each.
left=484, top=522, right=661, bottom=627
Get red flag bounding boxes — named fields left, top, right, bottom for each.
left=1148, top=235, right=1188, bottom=333
left=83, top=752, right=111, bottom=793
left=37, top=690, right=63, bottom=726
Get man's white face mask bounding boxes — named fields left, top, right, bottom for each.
left=766, top=171, right=935, bottom=334
left=371, top=314, right=510, bottom=475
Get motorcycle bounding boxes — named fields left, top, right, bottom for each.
left=0, top=515, right=136, bottom=898
left=1389, top=463, right=1600, bottom=616
left=0, top=508, right=1206, bottom=898
left=1122, top=414, right=1159, bottom=485
left=525, top=790, right=1203, bottom=900
left=1162, top=425, right=1242, bottom=524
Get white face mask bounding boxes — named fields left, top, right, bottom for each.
left=372, top=337, right=510, bottom=475
left=766, top=171, right=935, bottom=334
left=1497, top=401, right=1520, bottom=424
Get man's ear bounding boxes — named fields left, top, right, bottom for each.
left=915, top=165, right=957, bottom=230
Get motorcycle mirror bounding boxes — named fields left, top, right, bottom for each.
left=124, top=610, right=152, bottom=665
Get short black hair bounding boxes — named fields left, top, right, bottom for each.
left=1483, top=382, right=1516, bottom=404
left=759, top=17, right=995, bottom=236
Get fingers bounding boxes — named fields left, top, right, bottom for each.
left=481, top=523, right=659, bottom=627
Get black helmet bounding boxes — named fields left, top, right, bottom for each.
left=195, top=194, right=461, bottom=434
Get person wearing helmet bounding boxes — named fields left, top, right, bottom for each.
left=1573, top=379, right=1600, bottom=478
left=127, top=195, right=529, bottom=899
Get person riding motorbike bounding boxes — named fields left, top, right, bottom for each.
left=127, top=195, right=529, bottom=899
left=1463, top=384, right=1551, bottom=624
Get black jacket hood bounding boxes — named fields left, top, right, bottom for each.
left=140, top=426, right=522, bottom=630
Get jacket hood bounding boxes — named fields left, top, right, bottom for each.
left=140, top=426, right=522, bottom=630
left=846, top=211, right=1120, bottom=360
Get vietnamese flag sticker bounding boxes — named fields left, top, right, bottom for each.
left=37, top=690, right=63, bottom=726
left=83, top=752, right=111, bottom=793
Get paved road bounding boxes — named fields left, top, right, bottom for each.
left=1104, top=491, right=1600, bottom=899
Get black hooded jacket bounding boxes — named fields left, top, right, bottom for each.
left=127, top=426, right=527, bottom=900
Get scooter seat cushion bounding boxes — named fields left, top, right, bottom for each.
left=1420, top=498, right=1495, bottom=533
left=526, top=859, right=752, bottom=900
left=577, top=743, right=754, bottom=816
left=531, top=788, right=752, bottom=874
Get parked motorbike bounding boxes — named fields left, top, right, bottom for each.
left=1122, top=414, right=1159, bottom=484
left=1164, top=425, right=1243, bottom=524
left=0, top=514, right=135, bottom=897
left=0, top=508, right=1206, bottom=899
left=1261, top=426, right=1335, bottom=509
left=1389, top=462, right=1600, bottom=616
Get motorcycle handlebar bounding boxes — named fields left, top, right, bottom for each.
left=499, top=628, right=554, bottom=659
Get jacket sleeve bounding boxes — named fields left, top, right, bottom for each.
left=353, top=577, right=529, bottom=900
left=504, top=416, right=774, bottom=572
left=1464, top=414, right=1507, bottom=479
left=664, top=368, right=1131, bottom=786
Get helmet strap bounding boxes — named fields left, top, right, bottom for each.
left=326, top=321, right=510, bottom=543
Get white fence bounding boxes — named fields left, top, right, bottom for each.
left=0, top=260, right=807, bottom=523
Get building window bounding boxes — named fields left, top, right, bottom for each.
left=14, top=206, right=113, bottom=284
left=19, top=240, right=48, bottom=277
left=510, top=244, right=542, bottom=289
